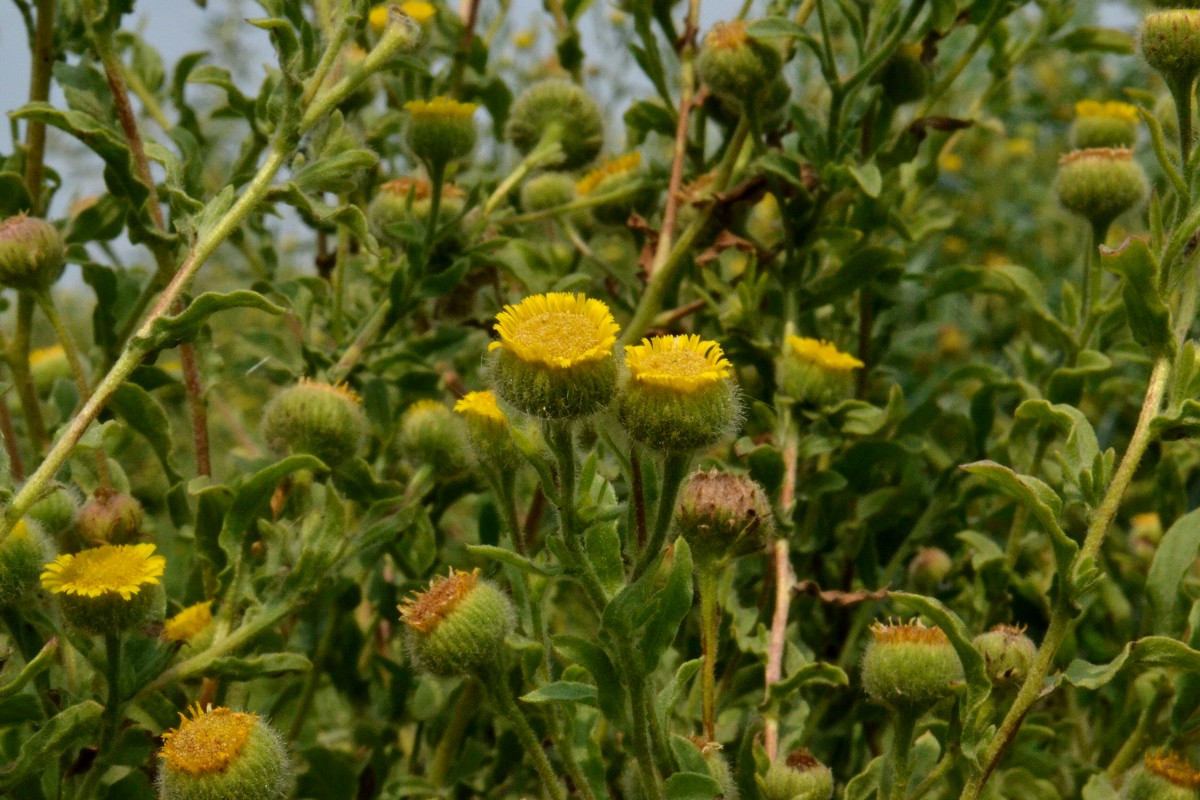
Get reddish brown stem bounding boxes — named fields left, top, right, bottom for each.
left=0, top=400, right=25, bottom=481
left=24, top=0, right=56, bottom=213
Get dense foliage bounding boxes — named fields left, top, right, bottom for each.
left=3, top=0, right=1200, bottom=798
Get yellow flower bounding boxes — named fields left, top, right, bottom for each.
left=785, top=337, right=864, bottom=372
left=454, top=391, right=507, bottom=425
left=160, top=704, right=260, bottom=777
left=164, top=601, right=213, bottom=643
left=404, top=96, right=478, bottom=121
left=40, top=543, right=164, bottom=601
left=370, top=1, right=435, bottom=32
left=29, top=345, right=64, bottom=368
left=576, top=152, right=642, bottom=196
left=489, top=292, right=619, bottom=369
left=399, top=568, right=480, bottom=634
left=939, top=152, right=963, bottom=172
left=624, top=334, right=732, bottom=393
left=514, top=29, right=536, bottom=49
left=1005, top=138, right=1033, bottom=155
left=1074, top=99, right=1139, bottom=123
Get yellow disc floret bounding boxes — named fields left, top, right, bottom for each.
left=299, top=376, right=362, bottom=404
left=399, top=568, right=479, bottom=634
left=160, top=705, right=258, bottom=777
left=404, top=96, right=478, bottom=120
left=29, top=345, right=64, bottom=368
left=454, top=391, right=507, bottom=425
left=576, top=152, right=642, bottom=196
left=1146, top=750, right=1200, bottom=789
left=624, top=335, right=732, bottom=393
left=40, top=542, right=164, bottom=600
left=490, top=292, right=619, bottom=369
left=1074, top=99, right=1139, bottom=122
left=164, top=601, right=214, bottom=643
left=786, top=337, right=864, bottom=372
left=370, top=1, right=435, bottom=32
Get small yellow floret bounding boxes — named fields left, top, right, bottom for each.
left=1146, top=750, right=1200, bottom=789
left=406, top=399, right=446, bottom=415
left=29, top=345, right=64, bottom=368
left=939, top=152, right=963, bottom=172
left=1074, top=100, right=1139, bottom=123
left=869, top=618, right=950, bottom=645
left=404, top=96, right=478, bottom=120
left=624, top=334, right=732, bottom=393
left=160, top=704, right=259, bottom=777
left=399, top=568, right=479, bottom=633
left=40, top=543, right=164, bottom=601
left=298, top=376, right=362, bottom=404
left=514, top=29, right=535, bottom=49
left=576, top=152, right=642, bottom=196
left=785, top=336, right=864, bottom=372
left=1005, top=138, right=1033, bottom=155
left=489, top=292, right=620, bottom=369
left=706, top=20, right=748, bottom=50
left=370, top=1, right=435, bottom=32
left=164, top=601, right=214, bottom=643
left=454, top=391, right=507, bottom=425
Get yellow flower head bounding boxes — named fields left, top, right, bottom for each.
left=160, top=704, right=260, bottom=777
left=785, top=336, right=864, bottom=373
left=40, top=543, right=164, bottom=601
left=29, top=345, right=64, bottom=368
left=370, top=1, right=435, bottom=32
left=404, top=96, right=478, bottom=121
left=489, top=292, right=619, bottom=369
left=454, top=390, right=507, bottom=425
left=1074, top=100, right=1138, bottom=123
left=399, top=568, right=479, bottom=634
left=939, top=152, right=963, bottom=172
left=624, top=335, right=732, bottom=393
left=576, top=152, right=642, bottom=196
left=298, top=376, right=362, bottom=404
left=164, top=601, right=214, bottom=643
left=514, top=29, right=536, bottom=49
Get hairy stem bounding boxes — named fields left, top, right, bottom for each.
left=11, top=294, right=48, bottom=454
left=23, top=0, right=56, bottom=213
left=699, top=570, right=721, bottom=742
left=881, top=712, right=917, bottom=800
left=480, top=664, right=568, bottom=800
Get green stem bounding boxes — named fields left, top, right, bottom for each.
left=329, top=298, right=391, bottom=382
left=34, top=290, right=92, bottom=403
left=480, top=665, right=568, bottom=800
left=699, top=570, right=721, bottom=742
left=633, top=451, right=690, bottom=580
left=80, top=633, right=122, bottom=797
left=10, top=294, right=48, bottom=453
left=612, top=640, right=666, bottom=800
left=1106, top=677, right=1171, bottom=780
left=1078, top=221, right=1109, bottom=350
left=23, top=0, right=55, bottom=213
left=331, top=212, right=351, bottom=342
left=963, top=357, right=1171, bottom=798
left=0, top=609, right=55, bottom=718
left=421, top=161, right=446, bottom=274
left=483, top=129, right=566, bottom=215
left=302, top=0, right=355, bottom=108
left=881, top=712, right=917, bottom=800
left=1171, top=75, right=1195, bottom=182
left=428, top=679, right=480, bottom=786
left=286, top=601, right=340, bottom=741
left=909, top=744, right=957, bottom=800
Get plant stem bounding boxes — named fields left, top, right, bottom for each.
left=23, top=0, right=56, bottom=213
left=11, top=294, right=48, bottom=454
left=962, top=357, right=1171, bottom=798
left=331, top=211, right=352, bottom=343
left=1172, top=75, right=1195, bottom=181
left=483, top=132, right=565, bottom=215
left=1106, top=677, right=1171, bottom=780
left=428, top=679, right=480, bottom=785
left=286, top=601, right=339, bottom=741
left=80, top=633, right=122, bottom=797
left=633, top=450, right=690, bottom=580
left=612, top=640, right=667, bottom=800
left=329, top=298, right=390, bottom=382
left=479, top=664, right=568, bottom=800
left=698, top=570, right=721, bottom=742
left=763, top=538, right=793, bottom=760
left=0, top=400, right=24, bottom=481
left=880, top=712, right=917, bottom=800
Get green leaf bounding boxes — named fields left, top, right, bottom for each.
left=1102, top=237, right=1173, bottom=356
left=109, top=383, right=182, bottom=486
left=663, top=772, right=722, bottom=800
left=761, top=661, right=849, bottom=709
left=520, top=681, right=598, bottom=705
left=1013, top=400, right=1100, bottom=479
left=465, top=544, right=561, bottom=576
left=656, top=658, right=701, bottom=727
left=0, top=173, right=32, bottom=216
left=1060, top=636, right=1200, bottom=690
left=217, top=454, right=326, bottom=574
left=0, top=701, right=104, bottom=790
left=640, top=538, right=694, bottom=674
left=140, top=290, right=285, bottom=349
left=204, top=652, right=312, bottom=680
left=0, top=638, right=57, bottom=700
left=1055, top=26, right=1134, bottom=54
left=624, top=100, right=675, bottom=145
left=847, top=161, right=882, bottom=198
left=746, top=16, right=809, bottom=39
left=553, top=635, right=627, bottom=726
left=1147, top=508, right=1200, bottom=634
left=291, top=149, right=379, bottom=194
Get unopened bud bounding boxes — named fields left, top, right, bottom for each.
left=861, top=620, right=963, bottom=712
left=399, top=568, right=515, bottom=675
left=675, top=469, right=773, bottom=566
left=0, top=215, right=66, bottom=291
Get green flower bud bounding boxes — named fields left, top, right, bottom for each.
left=404, top=97, right=478, bottom=171
left=453, top=391, right=523, bottom=471
left=488, top=292, right=620, bottom=420
left=617, top=335, right=741, bottom=453
left=973, top=624, right=1036, bottom=687
left=0, top=520, right=49, bottom=608
left=1071, top=100, right=1139, bottom=149
left=400, top=568, right=515, bottom=676
left=746, top=192, right=784, bottom=249
left=77, top=488, right=144, bottom=546
left=907, top=547, right=952, bottom=595
left=520, top=172, right=577, bottom=212
left=575, top=152, right=656, bottom=226
left=696, top=20, right=781, bottom=107
left=1124, top=752, right=1200, bottom=800
left=40, top=543, right=166, bottom=635
left=400, top=399, right=470, bottom=473
left=158, top=705, right=292, bottom=800
left=369, top=177, right=467, bottom=244
left=758, top=749, right=834, bottom=800
left=506, top=79, right=605, bottom=169
left=261, top=378, right=368, bottom=469
left=0, top=215, right=66, bottom=291
left=27, top=482, right=81, bottom=543
left=875, top=44, right=930, bottom=106
left=1141, top=11, right=1200, bottom=89
left=861, top=620, right=963, bottom=713
left=29, top=345, right=72, bottom=395
left=1054, top=148, right=1147, bottom=230
left=778, top=336, right=864, bottom=407
left=675, top=469, right=773, bottom=567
